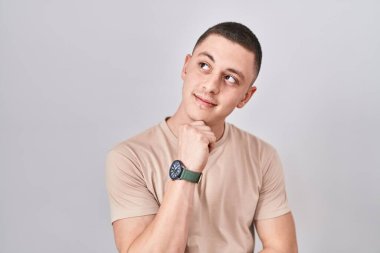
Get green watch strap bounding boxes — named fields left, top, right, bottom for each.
left=180, top=168, right=202, bottom=183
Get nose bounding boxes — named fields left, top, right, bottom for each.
left=202, top=73, right=220, bottom=94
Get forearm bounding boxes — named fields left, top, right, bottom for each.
left=127, top=180, right=195, bottom=253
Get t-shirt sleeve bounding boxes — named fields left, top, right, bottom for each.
left=105, top=148, right=159, bottom=224
left=254, top=148, right=291, bottom=220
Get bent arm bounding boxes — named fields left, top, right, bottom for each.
left=255, top=212, right=298, bottom=253
left=114, top=180, right=196, bottom=253
left=109, top=121, right=216, bottom=253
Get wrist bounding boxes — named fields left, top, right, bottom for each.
left=177, top=158, right=203, bottom=173
left=169, top=160, right=202, bottom=183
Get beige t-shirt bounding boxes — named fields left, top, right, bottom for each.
left=105, top=120, right=290, bottom=253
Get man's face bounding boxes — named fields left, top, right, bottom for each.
left=180, top=34, right=258, bottom=125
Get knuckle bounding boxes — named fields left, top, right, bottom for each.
left=195, top=134, right=203, bottom=141
left=200, top=136, right=209, bottom=143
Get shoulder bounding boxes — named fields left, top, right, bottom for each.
left=226, top=124, right=287, bottom=191
left=225, top=123, right=281, bottom=174
left=226, top=122, right=277, bottom=155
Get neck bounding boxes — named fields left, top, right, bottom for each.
left=166, top=104, right=225, bottom=141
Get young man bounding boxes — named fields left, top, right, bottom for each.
left=106, top=22, right=298, bottom=253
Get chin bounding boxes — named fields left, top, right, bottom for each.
left=190, top=113, right=209, bottom=122
left=184, top=100, right=227, bottom=125
left=188, top=110, right=224, bottom=126
left=187, top=110, right=211, bottom=123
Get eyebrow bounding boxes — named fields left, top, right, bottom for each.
left=197, top=51, right=246, bottom=81
left=198, top=52, right=215, bottom=62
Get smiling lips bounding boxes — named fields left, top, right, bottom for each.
left=194, top=93, right=217, bottom=107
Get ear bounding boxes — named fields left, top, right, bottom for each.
left=237, top=86, right=257, bottom=108
left=181, top=54, right=192, bottom=80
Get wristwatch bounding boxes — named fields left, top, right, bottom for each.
left=169, top=160, right=202, bottom=183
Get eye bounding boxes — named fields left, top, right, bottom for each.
left=225, top=75, right=237, bottom=85
left=199, top=62, right=210, bottom=71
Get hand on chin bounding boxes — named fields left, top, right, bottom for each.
left=189, top=112, right=213, bottom=125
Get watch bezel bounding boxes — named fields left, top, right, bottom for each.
left=169, top=160, right=184, bottom=180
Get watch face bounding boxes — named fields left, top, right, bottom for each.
left=169, top=160, right=183, bottom=179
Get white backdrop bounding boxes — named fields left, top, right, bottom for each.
left=1, top=1, right=379, bottom=252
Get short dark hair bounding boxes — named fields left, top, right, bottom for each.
left=193, top=21, right=262, bottom=77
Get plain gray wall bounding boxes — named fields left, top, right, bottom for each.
left=1, top=0, right=379, bottom=252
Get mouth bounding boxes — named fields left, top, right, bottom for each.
left=193, top=93, right=217, bottom=107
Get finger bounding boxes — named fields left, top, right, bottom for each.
left=193, top=125, right=212, bottom=132
left=202, top=132, right=217, bottom=143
